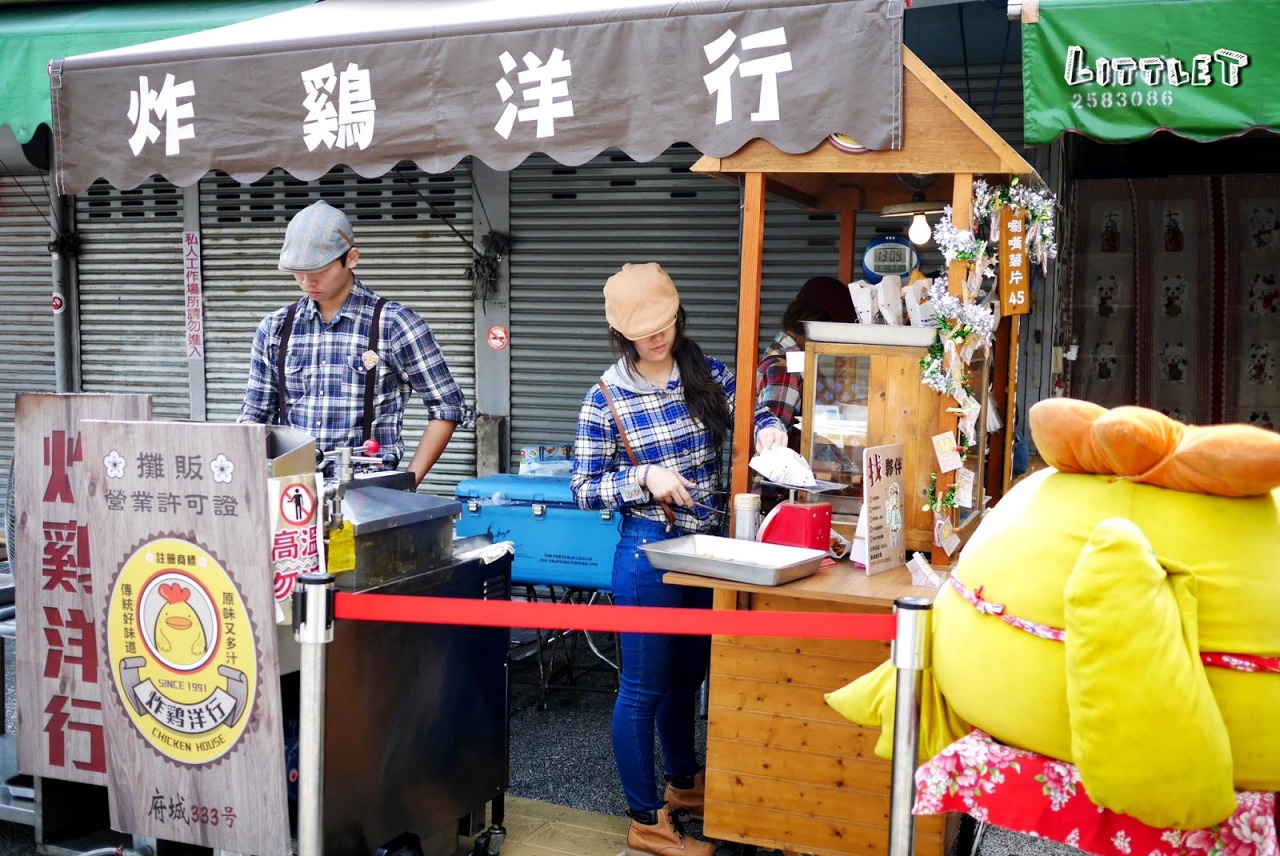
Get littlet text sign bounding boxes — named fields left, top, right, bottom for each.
left=81, top=420, right=288, bottom=855
left=13, top=393, right=152, bottom=786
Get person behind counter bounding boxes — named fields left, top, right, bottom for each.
left=754, top=276, right=856, bottom=509
left=572, top=263, right=787, bottom=856
left=755, top=275, right=857, bottom=450
left=238, top=200, right=471, bottom=487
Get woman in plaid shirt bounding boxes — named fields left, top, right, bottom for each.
left=572, top=263, right=785, bottom=856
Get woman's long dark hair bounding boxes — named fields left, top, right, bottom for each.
left=610, top=306, right=732, bottom=448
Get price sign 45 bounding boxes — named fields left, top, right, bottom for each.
left=999, top=208, right=1032, bottom=316
left=1004, top=286, right=1030, bottom=314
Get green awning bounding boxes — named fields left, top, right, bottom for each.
left=0, top=0, right=313, bottom=143
left=1022, top=0, right=1280, bottom=145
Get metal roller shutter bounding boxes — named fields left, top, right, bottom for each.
left=75, top=179, right=188, bottom=419
left=198, top=163, right=476, bottom=495
left=0, top=175, right=56, bottom=508
left=508, top=145, right=848, bottom=463
left=504, top=61, right=1020, bottom=468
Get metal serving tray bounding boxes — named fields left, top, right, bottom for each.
left=804, top=320, right=936, bottom=347
left=642, top=535, right=825, bottom=587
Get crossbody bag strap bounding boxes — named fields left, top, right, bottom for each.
left=597, top=380, right=676, bottom=528
left=275, top=302, right=299, bottom=426
left=361, top=297, right=388, bottom=444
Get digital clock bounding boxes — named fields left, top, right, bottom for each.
left=861, top=234, right=920, bottom=285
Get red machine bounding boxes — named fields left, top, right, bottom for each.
left=757, top=500, right=833, bottom=552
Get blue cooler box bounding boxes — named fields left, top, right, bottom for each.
left=455, top=474, right=620, bottom=592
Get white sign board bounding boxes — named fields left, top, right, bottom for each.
left=861, top=443, right=906, bottom=576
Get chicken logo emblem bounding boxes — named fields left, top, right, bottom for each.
left=107, top=536, right=257, bottom=764
left=154, top=582, right=208, bottom=667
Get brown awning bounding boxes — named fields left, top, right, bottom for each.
left=50, top=0, right=906, bottom=194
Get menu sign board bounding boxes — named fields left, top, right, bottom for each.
left=861, top=443, right=906, bottom=576
left=81, top=420, right=288, bottom=855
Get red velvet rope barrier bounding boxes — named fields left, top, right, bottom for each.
left=333, top=593, right=899, bottom=641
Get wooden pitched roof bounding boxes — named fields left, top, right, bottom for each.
left=692, top=47, right=1038, bottom=210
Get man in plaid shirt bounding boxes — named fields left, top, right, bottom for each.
left=239, top=200, right=470, bottom=486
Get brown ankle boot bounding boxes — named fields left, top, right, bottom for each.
left=663, top=769, right=705, bottom=822
left=625, top=807, right=714, bottom=856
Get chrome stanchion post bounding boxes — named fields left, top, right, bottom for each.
left=887, top=597, right=933, bottom=856
left=294, top=573, right=336, bottom=856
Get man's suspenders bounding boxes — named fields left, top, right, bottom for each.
left=274, top=297, right=387, bottom=444
left=360, top=298, right=387, bottom=445
left=275, top=303, right=299, bottom=427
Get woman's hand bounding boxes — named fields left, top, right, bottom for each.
left=644, top=465, right=699, bottom=508
left=755, top=425, right=789, bottom=451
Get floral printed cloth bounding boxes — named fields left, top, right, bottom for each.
left=914, top=730, right=1278, bottom=856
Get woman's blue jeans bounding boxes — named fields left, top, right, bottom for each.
left=611, top=515, right=712, bottom=813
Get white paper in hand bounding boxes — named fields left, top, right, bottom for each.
left=749, top=446, right=817, bottom=488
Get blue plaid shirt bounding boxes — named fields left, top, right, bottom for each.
left=239, top=278, right=471, bottom=458
left=572, top=356, right=783, bottom=534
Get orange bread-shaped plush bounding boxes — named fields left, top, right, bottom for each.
left=1029, top=399, right=1280, bottom=497
left=1028, top=398, right=1110, bottom=473
left=1133, top=424, right=1280, bottom=497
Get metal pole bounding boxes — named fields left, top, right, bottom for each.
left=886, top=597, right=933, bottom=856
left=47, top=177, right=76, bottom=393
left=295, top=573, right=336, bottom=856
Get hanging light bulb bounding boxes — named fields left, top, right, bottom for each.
left=881, top=186, right=943, bottom=246
left=908, top=213, right=932, bottom=246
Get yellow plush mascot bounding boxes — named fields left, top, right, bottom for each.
left=826, top=399, right=1280, bottom=830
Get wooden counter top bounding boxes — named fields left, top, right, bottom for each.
left=664, top=560, right=946, bottom=610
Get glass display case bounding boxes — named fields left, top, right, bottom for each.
left=799, top=338, right=990, bottom=557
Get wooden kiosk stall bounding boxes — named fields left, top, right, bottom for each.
left=673, top=47, right=1037, bottom=856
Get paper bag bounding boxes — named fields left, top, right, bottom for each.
left=849, top=279, right=880, bottom=325
left=875, top=274, right=904, bottom=325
